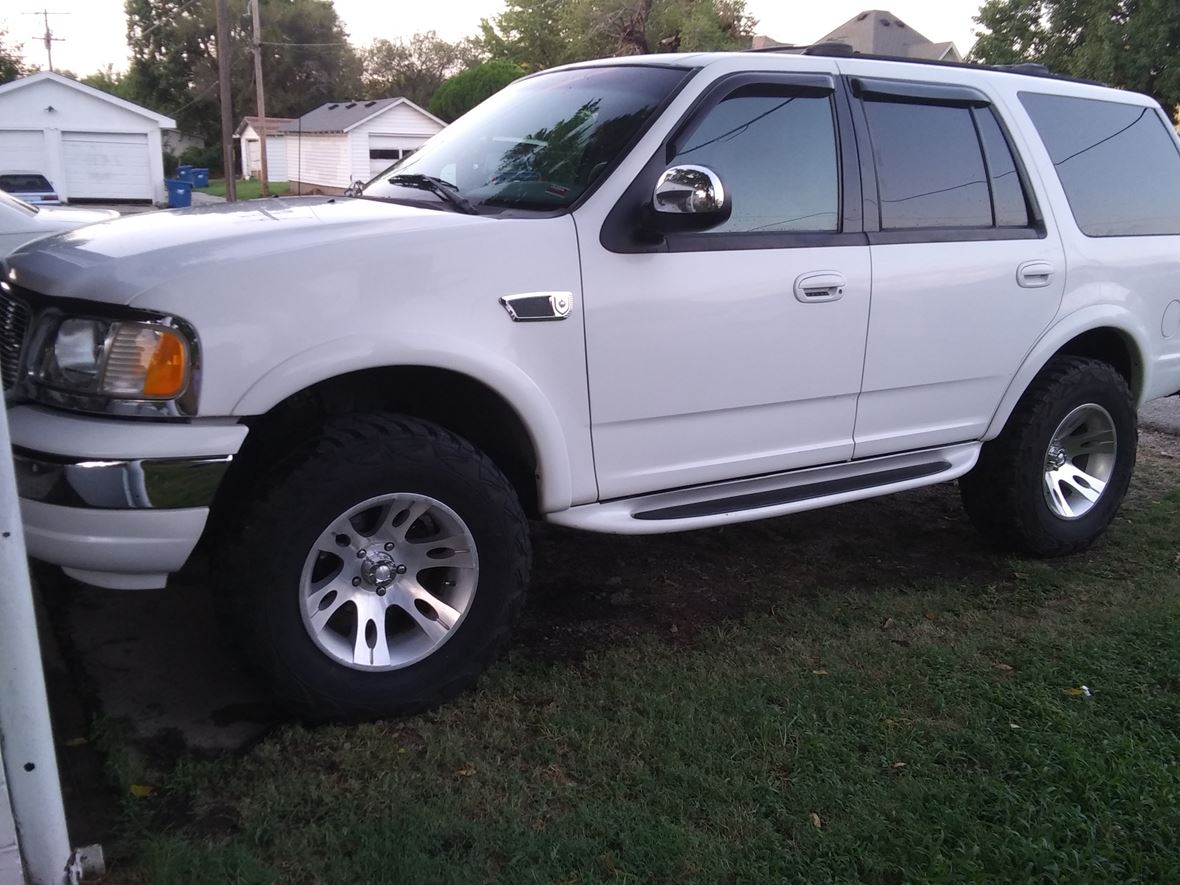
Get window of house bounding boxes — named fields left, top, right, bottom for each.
left=1019, top=92, right=1180, bottom=237
left=370, top=148, right=415, bottom=161
left=670, top=86, right=840, bottom=234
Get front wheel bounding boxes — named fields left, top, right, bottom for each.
left=960, top=356, right=1137, bottom=557
left=215, top=413, right=530, bottom=720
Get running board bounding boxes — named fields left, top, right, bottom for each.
left=547, top=443, right=980, bottom=535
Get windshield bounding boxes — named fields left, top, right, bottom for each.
left=0, top=190, right=38, bottom=215
left=0, top=174, right=52, bottom=192
left=362, top=65, right=688, bottom=212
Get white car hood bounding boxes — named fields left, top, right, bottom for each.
left=4, top=196, right=489, bottom=306
left=35, top=205, right=122, bottom=226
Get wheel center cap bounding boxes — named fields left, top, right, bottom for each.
left=360, top=550, right=405, bottom=588
left=1047, top=446, right=1068, bottom=470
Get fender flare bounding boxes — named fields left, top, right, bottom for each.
left=984, top=305, right=1151, bottom=441
left=231, top=334, right=576, bottom=512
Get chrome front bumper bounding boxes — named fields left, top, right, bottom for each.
left=9, top=405, right=248, bottom=589
left=14, top=450, right=230, bottom=509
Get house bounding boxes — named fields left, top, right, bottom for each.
left=282, top=97, right=446, bottom=195
left=0, top=71, right=176, bottom=205
left=754, top=9, right=962, bottom=62
left=234, top=115, right=293, bottom=182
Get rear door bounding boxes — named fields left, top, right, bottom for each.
left=846, top=74, right=1067, bottom=457
left=580, top=68, right=874, bottom=499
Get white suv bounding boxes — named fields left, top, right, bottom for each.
left=5, top=49, right=1180, bottom=718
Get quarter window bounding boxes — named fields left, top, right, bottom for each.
left=1019, top=92, right=1180, bottom=237
left=671, top=86, right=839, bottom=234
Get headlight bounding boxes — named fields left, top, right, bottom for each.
left=37, top=316, right=193, bottom=402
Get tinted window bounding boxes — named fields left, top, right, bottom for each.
left=865, top=100, right=991, bottom=229
left=1020, top=93, right=1180, bottom=236
left=975, top=110, right=1029, bottom=227
left=0, top=174, right=52, bottom=192
left=671, top=87, right=839, bottom=233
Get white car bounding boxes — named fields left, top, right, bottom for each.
left=0, top=191, right=119, bottom=256
left=5, top=49, right=1180, bottom=719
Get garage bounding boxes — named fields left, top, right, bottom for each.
left=0, top=72, right=175, bottom=205
left=0, top=130, right=46, bottom=173
left=62, top=131, right=153, bottom=201
left=368, top=134, right=421, bottom=177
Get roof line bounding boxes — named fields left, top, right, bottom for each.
left=0, top=70, right=177, bottom=127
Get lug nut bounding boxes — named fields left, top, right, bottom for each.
left=352, top=576, right=361, bottom=587
left=356, top=549, right=366, bottom=558
left=396, top=564, right=407, bottom=574
left=376, top=587, right=386, bottom=597
left=384, top=542, right=395, bottom=551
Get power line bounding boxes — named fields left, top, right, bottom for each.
left=21, top=9, right=66, bottom=72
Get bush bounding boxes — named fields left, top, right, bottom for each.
left=178, top=144, right=225, bottom=176
left=430, top=60, right=525, bottom=123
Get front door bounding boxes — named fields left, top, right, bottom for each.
left=578, top=72, right=872, bottom=500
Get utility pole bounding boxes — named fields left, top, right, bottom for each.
left=214, top=0, right=237, bottom=202
left=250, top=0, right=270, bottom=197
left=22, top=9, right=66, bottom=72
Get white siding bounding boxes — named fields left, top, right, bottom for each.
left=285, top=132, right=350, bottom=190
left=240, top=128, right=288, bottom=181
left=0, top=76, right=170, bottom=204
left=346, top=102, right=445, bottom=184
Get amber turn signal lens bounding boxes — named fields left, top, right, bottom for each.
left=142, top=331, right=188, bottom=397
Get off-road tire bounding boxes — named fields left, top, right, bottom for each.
left=960, top=356, right=1137, bottom=557
left=213, top=413, right=530, bottom=721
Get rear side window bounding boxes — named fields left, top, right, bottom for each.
left=671, top=86, right=839, bottom=234
left=1020, top=92, right=1180, bottom=236
left=864, top=101, right=992, bottom=229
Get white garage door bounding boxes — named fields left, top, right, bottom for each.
left=62, top=131, right=152, bottom=200
left=0, top=130, right=48, bottom=174
left=368, top=134, right=420, bottom=176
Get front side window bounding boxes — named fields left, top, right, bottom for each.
left=362, top=66, right=688, bottom=213
left=670, top=86, right=839, bottom=234
left=1019, top=92, right=1180, bottom=237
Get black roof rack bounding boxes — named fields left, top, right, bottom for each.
left=745, top=43, right=1107, bottom=88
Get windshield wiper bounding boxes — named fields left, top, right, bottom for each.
left=386, top=174, right=479, bottom=215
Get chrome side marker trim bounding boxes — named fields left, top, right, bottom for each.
left=499, top=291, right=573, bottom=322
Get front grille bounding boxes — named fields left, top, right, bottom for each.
left=0, top=290, right=31, bottom=390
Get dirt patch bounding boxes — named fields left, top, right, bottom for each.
left=518, top=480, right=1005, bottom=662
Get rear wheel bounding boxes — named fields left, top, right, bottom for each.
left=960, top=356, right=1137, bottom=557
left=215, top=413, right=530, bottom=720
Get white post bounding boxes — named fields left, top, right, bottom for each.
left=0, top=401, right=72, bottom=885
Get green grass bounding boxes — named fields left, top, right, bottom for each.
left=195, top=179, right=289, bottom=200
left=98, top=450, right=1180, bottom=884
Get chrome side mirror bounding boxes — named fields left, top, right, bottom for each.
left=650, top=164, right=730, bottom=231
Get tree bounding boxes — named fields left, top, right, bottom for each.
left=429, top=59, right=524, bottom=122
left=361, top=31, right=484, bottom=108
left=971, top=0, right=1180, bottom=114
left=1, top=27, right=33, bottom=84
left=124, top=0, right=363, bottom=147
left=481, top=0, right=755, bottom=70
left=81, top=64, right=139, bottom=101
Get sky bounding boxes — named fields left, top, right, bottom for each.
left=3, top=1, right=987, bottom=77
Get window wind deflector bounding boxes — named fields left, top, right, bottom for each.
left=386, top=174, right=480, bottom=215
left=851, top=77, right=990, bottom=108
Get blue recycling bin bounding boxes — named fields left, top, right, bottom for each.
left=176, top=164, right=193, bottom=181
left=189, top=168, right=209, bottom=188
left=165, top=179, right=193, bottom=208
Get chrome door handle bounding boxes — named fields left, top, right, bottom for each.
left=794, top=271, right=847, bottom=303
left=1017, top=260, right=1055, bottom=288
